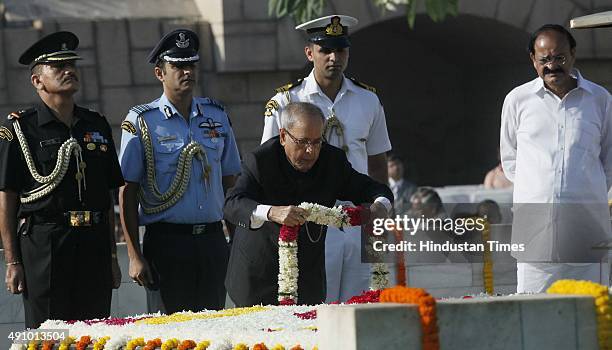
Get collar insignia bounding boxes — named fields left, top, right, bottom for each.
left=163, top=106, right=174, bottom=118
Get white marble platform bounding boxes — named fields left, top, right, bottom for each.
left=318, top=294, right=600, bottom=350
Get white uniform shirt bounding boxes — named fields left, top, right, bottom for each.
left=261, top=70, right=392, bottom=175
left=500, top=69, right=612, bottom=203
left=500, top=70, right=612, bottom=262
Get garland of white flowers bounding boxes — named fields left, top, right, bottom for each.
left=278, top=202, right=389, bottom=305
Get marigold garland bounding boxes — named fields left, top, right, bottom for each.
left=178, top=340, right=197, bottom=350
left=547, top=279, right=612, bottom=350
left=41, top=341, right=54, bottom=350
left=380, top=286, right=439, bottom=350
left=144, top=338, right=163, bottom=350
left=27, top=340, right=39, bottom=350
left=194, top=340, right=211, bottom=350
left=391, top=225, right=406, bottom=287
left=480, top=218, right=493, bottom=294
left=75, top=336, right=92, bottom=350
left=126, top=337, right=145, bottom=350
left=161, top=338, right=180, bottom=350
left=58, top=336, right=76, bottom=350
left=92, top=336, right=110, bottom=350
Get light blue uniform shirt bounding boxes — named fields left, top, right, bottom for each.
left=119, top=94, right=241, bottom=225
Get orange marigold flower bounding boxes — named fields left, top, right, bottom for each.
left=178, top=340, right=197, bottom=350
left=290, top=346, right=304, bottom=350
left=252, top=344, right=269, bottom=350
left=380, top=286, right=439, bottom=350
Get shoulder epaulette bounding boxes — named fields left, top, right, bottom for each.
left=348, top=77, right=377, bottom=94
left=7, top=108, right=35, bottom=120
left=129, top=103, right=157, bottom=116
left=274, top=78, right=303, bottom=94
left=203, top=97, right=225, bottom=111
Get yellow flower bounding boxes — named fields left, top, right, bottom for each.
left=271, top=345, right=286, bottom=350
left=126, top=337, right=146, bottom=350
left=195, top=340, right=211, bottom=350
left=139, top=306, right=269, bottom=325
left=548, top=279, right=611, bottom=350
left=233, top=344, right=248, bottom=350
left=161, top=338, right=180, bottom=350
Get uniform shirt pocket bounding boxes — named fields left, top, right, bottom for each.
left=153, top=134, right=185, bottom=173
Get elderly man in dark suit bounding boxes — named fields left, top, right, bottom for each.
left=224, top=102, right=393, bottom=306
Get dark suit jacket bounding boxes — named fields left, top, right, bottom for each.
left=224, top=137, right=393, bottom=306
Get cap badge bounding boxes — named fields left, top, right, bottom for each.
left=325, top=16, right=343, bottom=36
left=176, top=32, right=190, bottom=49
left=61, top=43, right=68, bottom=51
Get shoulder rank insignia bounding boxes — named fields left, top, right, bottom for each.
left=349, top=77, right=377, bottom=94
left=7, top=108, right=35, bottom=121
left=203, top=98, right=225, bottom=111
left=264, top=99, right=280, bottom=117
left=129, top=103, right=157, bottom=116
left=121, top=121, right=137, bottom=135
left=0, top=126, right=13, bottom=141
left=274, top=78, right=303, bottom=94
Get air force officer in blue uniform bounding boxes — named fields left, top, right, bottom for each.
left=118, top=29, right=241, bottom=313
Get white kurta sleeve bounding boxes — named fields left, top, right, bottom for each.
left=500, top=93, right=518, bottom=182
left=599, top=95, right=612, bottom=190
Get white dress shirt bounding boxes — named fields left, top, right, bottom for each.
left=501, top=69, right=612, bottom=204
left=500, top=69, right=612, bottom=262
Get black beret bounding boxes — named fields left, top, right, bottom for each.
left=18, top=31, right=82, bottom=68
left=147, top=29, right=200, bottom=64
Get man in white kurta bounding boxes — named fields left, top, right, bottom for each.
left=500, top=24, right=612, bottom=293
left=261, top=15, right=392, bottom=302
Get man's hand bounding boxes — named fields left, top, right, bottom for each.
left=268, top=206, right=309, bottom=226
left=369, top=201, right=388, bottom=221
left=129, top=255, right=153, bottom=289
left=111, top=257, right=122, bottom=289
left=5, top=264, right=25, bottom=294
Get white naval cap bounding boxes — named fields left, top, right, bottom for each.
left=570, top=10, right=612, bottom=29
left=295, top=15, right=358, bottom=48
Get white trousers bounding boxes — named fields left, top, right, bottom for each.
left=325, top=225, right=371, bottom=302
left=516, top=262, right=610, bottom=293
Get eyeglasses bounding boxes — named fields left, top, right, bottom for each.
left=536, top=54, right=567, bottom=66
left=284, top=129, right=323, bottom=149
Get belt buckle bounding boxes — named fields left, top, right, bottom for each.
left=192, top=224, right=206, bottom=235
left=69, top=211, right=92, bottom=227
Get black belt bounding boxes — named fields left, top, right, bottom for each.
left=146, top=221, right=223, bottom=235
left=30, top=211, right=107, bottom=227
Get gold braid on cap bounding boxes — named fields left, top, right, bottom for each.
left=12, top=119, right=86, bottom=203
left=137, top=115, right=211, bottom=214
